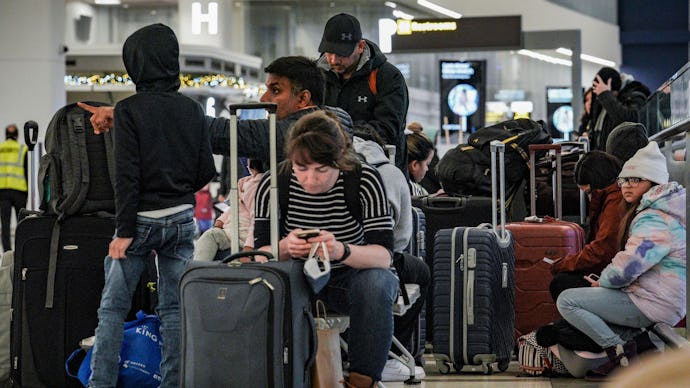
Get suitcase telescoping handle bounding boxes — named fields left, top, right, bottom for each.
left=528, top=144, right=562, bottom=219
left=227, top=103, right=278, bottom=259
left=24, top=120, right=40, bottom=211
left=489, top=140, right=509, bottom=243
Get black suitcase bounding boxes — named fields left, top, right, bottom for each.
left=431, top=141, right=516, bottom=374
left=401, top=206, right=427, bottom=361
left=10, top=214, right=114, bottom=388
left=179, top=103, right=316, bottom=387
left=180, top=257, right=314, bottom=387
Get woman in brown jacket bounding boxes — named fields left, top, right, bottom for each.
left=549, top=151, right=626, bottom=300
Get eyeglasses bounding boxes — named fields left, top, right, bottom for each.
left=617, top=177, right=643, bottom=187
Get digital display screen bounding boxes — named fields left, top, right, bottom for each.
left=440, top=60, right=486, bottom=135
left=546, top=87, right=574, bottom=139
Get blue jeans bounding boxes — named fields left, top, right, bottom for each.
left=89, top=209, right=195, bottom=388
left=557, top=286, right=654, bottom=348
left=316, top=267, right=398, bottom=381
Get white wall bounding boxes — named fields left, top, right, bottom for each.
left=0, top=0, right=66, bottom=139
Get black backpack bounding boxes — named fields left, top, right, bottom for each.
left=437, top=119, right=551, bottom=196
left=467, top=118, right=552, bottom=189
left=435, top=144, right=491, bottom=196
left=38, top=102, right=116, bottom=219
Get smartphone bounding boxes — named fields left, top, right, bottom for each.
left=297, top=229, right=320, bottom=240
left=542, top=257, right=554, bottom=265
left=585, top=273, right=600, bottom=282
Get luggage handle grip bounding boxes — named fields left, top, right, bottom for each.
left=423, top=196, right=467, bottom=209
left=228, top=102, right=277, bottom=115
left=24, top=120, right=39, bottom=151
left=221, top=250, right=275, bottom=263
left=528, top=143, right=561, bottom=153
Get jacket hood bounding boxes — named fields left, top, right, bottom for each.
left=123, top=23, right=180, bottom=92
left=320, top=105, right=354, bottom=137
left=638, top=182, right=686, bottom=225
left=352, top=136, right=388, bottom=166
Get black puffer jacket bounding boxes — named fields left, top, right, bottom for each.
left=318, top=40, right=409, bottom=172
left=589, top=80, right=650, bottom=151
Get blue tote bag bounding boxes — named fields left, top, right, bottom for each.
left=66, top=311, right=162, bottom=387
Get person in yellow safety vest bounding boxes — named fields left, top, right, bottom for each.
left=0, top=124, right=27, bottom=252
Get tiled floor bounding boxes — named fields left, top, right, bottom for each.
left=381, top=357, right=601, bottom=388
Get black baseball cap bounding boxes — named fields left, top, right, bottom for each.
left=318, top=13, right=362, bottom=57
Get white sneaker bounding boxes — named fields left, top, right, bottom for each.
left=381, top=359, right=426, bottom=381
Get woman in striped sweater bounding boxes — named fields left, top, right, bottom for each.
left=253, top=110, right=398, bottom=388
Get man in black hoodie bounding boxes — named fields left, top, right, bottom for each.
left=317, top=13, right=410, bottom=174
left=87, top=24, right=216, bottom=388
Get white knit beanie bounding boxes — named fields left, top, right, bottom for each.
left=618, top=141, right=669, bottom=184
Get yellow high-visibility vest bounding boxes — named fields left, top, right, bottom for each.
left=0, top=140, right=27, bottom=192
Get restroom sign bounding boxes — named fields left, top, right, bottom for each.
left=380, top=16, right=522, bottom=53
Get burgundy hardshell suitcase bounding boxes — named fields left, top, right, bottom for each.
left=505, top=144, right=585, bottom=339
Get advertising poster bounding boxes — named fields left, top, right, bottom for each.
left=546, top=86, right=574, bottom=140
left=440, top=60, right=486, bottom=143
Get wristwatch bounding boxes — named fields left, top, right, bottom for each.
left=332, top=242, right=351, bottom=263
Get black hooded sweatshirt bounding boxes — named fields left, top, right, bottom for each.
left=114, top=23, right=216, bottom=237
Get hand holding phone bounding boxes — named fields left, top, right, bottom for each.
left=296, top=229, right=320, bottom=240
left=584, top=273, right=600, bottom=284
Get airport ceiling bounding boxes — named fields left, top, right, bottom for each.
left=79, top=0, right=427, bottom=10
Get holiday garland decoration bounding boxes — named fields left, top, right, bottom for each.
left=64, top=73, right=264, bottom=96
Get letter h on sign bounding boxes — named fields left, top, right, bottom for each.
left=192, top=1, right=218, bottom=35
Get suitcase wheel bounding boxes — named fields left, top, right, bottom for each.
left=497, top=360, right=510, bottom=372
left=436, top=360, right=452, bottom=374
left=482, top=363, right=493, bottom=375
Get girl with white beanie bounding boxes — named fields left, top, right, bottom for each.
left=557, top=141, right=686, bottom=380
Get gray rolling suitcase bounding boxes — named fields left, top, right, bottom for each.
left=179, top=103, right=315, bottom=388
left=432, top=141, right=516, bottom=374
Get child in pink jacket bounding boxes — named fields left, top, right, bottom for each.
left=194, top=159, right=265, bottom=261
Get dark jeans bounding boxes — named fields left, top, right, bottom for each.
left=315, top=266, right=398, bottom=381
left=550, top=271, right=590, bottom=302
left=393, top=252, right=430, bottom=359
left=0, top=189, right=26, bottom=251
left=90, top=209, right=195, bottom=388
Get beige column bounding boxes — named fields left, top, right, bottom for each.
left=0, top=0, right=66, bottom=138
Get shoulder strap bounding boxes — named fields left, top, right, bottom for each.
left=278, top=160, right=363, bottom=225
left=58, top=111, right=90, bottom=217
left=368, top=68, right=379, bottom=96
left=342, top=161, right=363, bottom=223
left=277, top=160, right=291, bottom=231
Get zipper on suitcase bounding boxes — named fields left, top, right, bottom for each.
left=501, top=263, right=508, bottom=288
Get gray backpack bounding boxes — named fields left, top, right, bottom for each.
left=38, top=102, right=116, bottom=219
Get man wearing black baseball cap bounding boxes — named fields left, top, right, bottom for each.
left=317, top=13, right=410, bottom=175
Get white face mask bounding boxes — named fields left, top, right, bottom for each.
left=303, top=241, right=331, bottom=293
